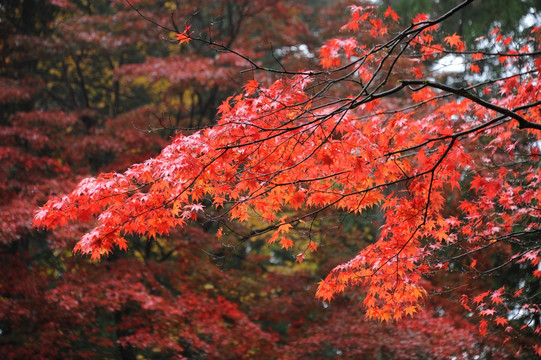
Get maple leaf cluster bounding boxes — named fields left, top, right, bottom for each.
left=2, top=0, right=541, bottom=358
left=36, top=3, right=541, bottom=345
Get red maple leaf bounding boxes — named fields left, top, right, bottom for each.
left=473, top=290, right=490, bottom=304
left=479, top=319, right=488, bottom=336
left=384, top=6, right=400, bottom=22
left=175, top=25, right=192, bottom=45
left=470, top=64, right=481, bottom=73
left=413, top=67, right=423, bottom=79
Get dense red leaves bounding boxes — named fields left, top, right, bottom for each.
left=1, top=233, right=282, bottom=359
left=3, top=0, right=342, bottom=358
left=35, top=3, right=541, bottom=328
left=26, top=1, right=541, bottom=356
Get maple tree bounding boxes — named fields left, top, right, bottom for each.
left=1, top=0, right=317, bottom=358
left=2, top=0, right=541, bottom=358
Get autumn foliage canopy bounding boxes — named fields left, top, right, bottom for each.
left=3, top=0, right=541, bottom=358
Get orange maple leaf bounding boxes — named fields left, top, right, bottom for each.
left=175, top=25, right=192, bottom=46
left=443, top=33, right=465, bottom=51
left=115, top=237, right=128, bottom=251
left=280, top=237, right=294, bottom=249
left=243, top=79, right=259, bottom=96
left=404, top=305, right=418, bottom=316
left=217, top=99, right=231, bottom=115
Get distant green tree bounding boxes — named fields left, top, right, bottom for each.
left=388, top=0, right=540, bottom=43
